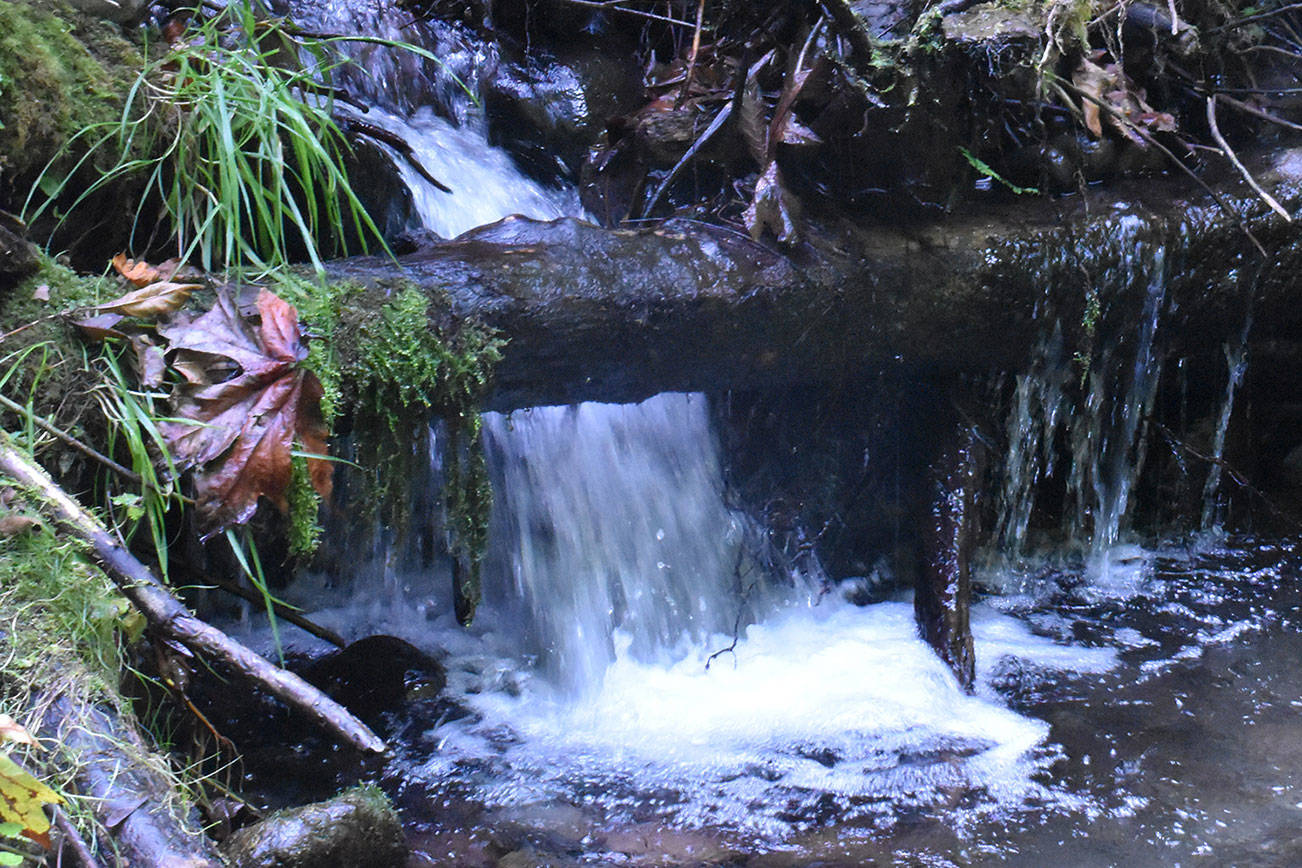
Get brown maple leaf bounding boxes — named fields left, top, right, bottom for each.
left=159, top=289, right=331, bottom=539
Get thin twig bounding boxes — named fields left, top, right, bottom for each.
left=341, top=118, right=452, bottom=192
left=1206, top=96, right=1292, bottom=222
left=1051, top=76, right=1268, bottom=256
left=187, top=566, right=348, bottom=648
left=0, top=392, right=143, bottom=485
left=52, top=807, right=103, bottom=868
left=676, top=0, right=707, bottom=110
left=1212, top=2, right=1302, bottom=31
left=557, top=0, right=697, bottom=27
left=1214, top=91, right=1302, bottom=132
left=640, top=49, right=774, bottom=219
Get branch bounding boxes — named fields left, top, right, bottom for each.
left=1207, top=96, right=1293, bottom=222
left=0, top=433, right=386, bottom=755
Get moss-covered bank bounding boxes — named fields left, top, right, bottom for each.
left=0, top=0, right=143, bottom=205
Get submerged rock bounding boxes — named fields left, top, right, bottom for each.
left=301, top=634, right=447, bottom=724
left=222, top=786, right=406, bottom=868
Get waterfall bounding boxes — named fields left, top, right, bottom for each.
left=281, top=0, right=582, bottom=239
left=479, top=393, right=784, bottom=694
left=988, top=215, right=1171, bottom=588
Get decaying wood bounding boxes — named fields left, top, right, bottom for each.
left=915, top=424, right=979, bottom=692
left=0, top=433, right=387, bottom=755
left=39, top=695, right=223, bottom=868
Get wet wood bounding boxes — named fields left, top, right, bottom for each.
left=0, top=433, right=387, bottom=755
left=38, top=696, right=223, bottom=868
left=915, top=424, right=979, bottom=691
left=323, top=144, right=1302, bottom=412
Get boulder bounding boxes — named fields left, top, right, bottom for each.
left=223, top=786, right=407, bottom=868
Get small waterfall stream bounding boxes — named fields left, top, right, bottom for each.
left=215, top=3, right=1301, bottom=862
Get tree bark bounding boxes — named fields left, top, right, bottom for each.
left=38, top=695, right=224, bottom=868
left=0, top=433, right=387, bottom=755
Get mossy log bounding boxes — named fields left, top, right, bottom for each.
left=324, top=145, right=1302, bottom=412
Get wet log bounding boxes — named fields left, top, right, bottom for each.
left=0, top=433, right=387, bottom=755
left=323, top=144, right=1302, bottom=412
left=915, top=424, right=980, bottom=692
left=37, top=695, right=223, bottom=868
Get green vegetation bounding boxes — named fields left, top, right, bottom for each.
left=26, top=2, right=389, bottom=273
left=0, top=0, right=143, bottom=195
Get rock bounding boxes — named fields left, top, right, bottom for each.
left=0, top=216, right=40, bottom=292
left=484, top=42, right=644, bottom=182
left=222, top=786, right=407, bottom=868
left=300, top=635, right=447, bottom=724
left=65, top=0, right=150, bottom=24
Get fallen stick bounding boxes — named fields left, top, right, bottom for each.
left=0, top=433, right=386, bottom=755
left=1207, top=96, right=1293, bottom=222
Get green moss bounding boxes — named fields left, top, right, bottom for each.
left=0, top=255, right=113, bottom=437
left=353, top=288, right=502, bottom=430
left=0, top=0, right=144, bottom=201
left=0, top=498, right=134, bottom=698
left=286, top=453, right=322, bottom=557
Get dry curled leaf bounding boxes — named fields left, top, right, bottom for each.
left=0, top=717, right=33, bottom=747
left=159, top=290, right=331, bottom=539
left=1073, top=56, right=1176, bottom=145
left=96, top=281, right=199, bottom=320
left=30, top=285, right=49, bottom=303
left=111, top=253, right=163, bottom=288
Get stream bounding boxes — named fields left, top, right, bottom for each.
left=218, top=1, right=1302, bottom=864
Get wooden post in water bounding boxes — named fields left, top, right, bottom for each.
left=915, top=424, right=979, bottom=692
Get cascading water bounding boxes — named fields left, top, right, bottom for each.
left=478, top=394, right=767, bottom=694
left=280, top=0, right=582, bottom=238
left=988, top=215, right=1172, bottom=594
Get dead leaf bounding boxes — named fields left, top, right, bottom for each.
left=0, top=514, right=40, bottom=537
left=0, top=717, right=34, bottom=747
left=0, top=753, right=62, bottom=848
left=744, top=161, right=802, bottom=246
left=131, top=336, right=167, bottom=389
left=30, top=285, right=49, bottom=303
left=72, top=313, right=127, bottom=343
left=159, top=290, right=331, bottom=539
left=1073, top=56, right=1174, bottom=145
left=96, top=281, right=199, bottom=320
left=111, top=254, right=163, bottom=288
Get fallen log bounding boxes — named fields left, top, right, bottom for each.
left=322, top=144, right=1302, bottom=411
left=0, top=433, right=387, bottom=755
left=37, top=695, right=223, bottom=868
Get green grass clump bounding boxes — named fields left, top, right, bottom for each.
left=27, top=2, right=395, bottom=274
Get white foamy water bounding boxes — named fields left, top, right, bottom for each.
left=356, top=106, right=583, bottom=239
left=418, top=598, right=1116, bottom=838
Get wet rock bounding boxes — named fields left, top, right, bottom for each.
left=484, top=43, right=644, bottom=182
left=300, top=635, right=447, bottom=724
left=223, top=786, right=406, bottom=868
